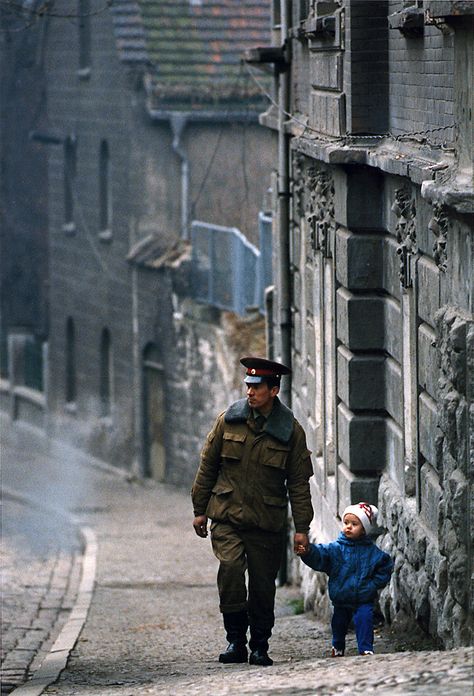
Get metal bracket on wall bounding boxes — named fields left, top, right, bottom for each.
left=388, top=7, right=425, bottom=38
left=243, top=46, right=289, bottom=74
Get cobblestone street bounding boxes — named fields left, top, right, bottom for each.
left=1, top=495, right=81, bottom=694
left=1, top=421, right=472, bottom=695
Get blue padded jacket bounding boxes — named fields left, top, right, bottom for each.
left=301, top=532, right=393, bottom=607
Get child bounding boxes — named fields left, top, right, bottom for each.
left=296, top=502, right=393, bottom=657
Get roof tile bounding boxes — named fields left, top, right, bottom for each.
left=111, top=0, right=271, bottom=110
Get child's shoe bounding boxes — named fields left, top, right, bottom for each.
left=360, top=650, right=374, bottom=655
left=331, top=647, right=344, bottom=657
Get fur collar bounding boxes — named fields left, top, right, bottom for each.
left=224, top=397, right=294, bottom=444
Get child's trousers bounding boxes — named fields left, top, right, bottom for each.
left=331, top=603, right=374, bottom=654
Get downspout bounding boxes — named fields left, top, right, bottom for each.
left=276, top=0, right=292, bottom=588
left=278, top=0, right=292, bottom=408
left=170, top=113, right=190, bottom=240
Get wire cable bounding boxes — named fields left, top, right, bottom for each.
left=244, top=62, right=455, bottom=147
left=64, top=154, right=116, bottom=281
left=190, top=61, right=252, bottom=216
left=0, top=0, right=113, bottom=20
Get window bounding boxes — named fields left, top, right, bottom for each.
left=98, top=139, right=112, bottom=241
left=272, top=0, right=281, bottom=29
left=63, top=136, right=77, bottom=234
left=78, top=0, right=91, bottom=78
left=65, top=317, right=76, bottom=405
left=299, top=0, right=309, bottom=22
left=99, top=328, right=112, bottom=417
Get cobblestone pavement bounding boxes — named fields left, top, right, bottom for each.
left=1, top=495, right=81, bottom=694
left=0, top=419, right=112, bottom=695
left=1, top=420, right=472, bottom=696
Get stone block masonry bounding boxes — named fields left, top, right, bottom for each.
left=264, top=0, right=473, bottom=648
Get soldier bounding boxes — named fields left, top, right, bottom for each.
left=192, top=356, right=314, bottom=666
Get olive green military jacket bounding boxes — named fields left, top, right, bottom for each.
left=191, top=397, right=314, bottom=534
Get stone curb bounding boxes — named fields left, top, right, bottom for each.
left=2, top=490, right=98, bottom=696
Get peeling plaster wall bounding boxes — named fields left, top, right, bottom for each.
left=165, top=299, right=266, bottom=487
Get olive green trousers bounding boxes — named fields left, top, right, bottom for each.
left=210, top=521, right=285, bottom=630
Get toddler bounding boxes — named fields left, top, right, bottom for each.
left=296, top=502, right=393, bottom=656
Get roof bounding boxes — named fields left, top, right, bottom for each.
left=111, top=1, right=149, bottom=66
left=127, top=235, right=192, bottom=269
left=111, top=0, right=272, bottom=112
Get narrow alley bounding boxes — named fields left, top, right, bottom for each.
left=1, top=420, right=471, bottom=696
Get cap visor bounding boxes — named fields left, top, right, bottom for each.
left=244, top=375, right=264, bottom=384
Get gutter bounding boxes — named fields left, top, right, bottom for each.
left=148, top=108, right=260, bottom=124
left=148, top=108, right=261, bottom=241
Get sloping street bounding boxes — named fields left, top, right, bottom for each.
left=1, top=420, right=471, bottom=696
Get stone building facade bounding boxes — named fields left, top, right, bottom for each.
left=258, top=0, right=472, bottom=646
left=0, top=1, right=49, bottom=396
left=1, top=1, right=274, bottom=484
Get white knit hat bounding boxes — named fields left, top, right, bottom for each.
left=342, top=502, right=378, bottom=534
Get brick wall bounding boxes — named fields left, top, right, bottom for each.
left=388, top=1, right=454, bottom=142
left=43, top=2, right=273, bottom=476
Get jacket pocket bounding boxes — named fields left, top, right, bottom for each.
left=259, top=494, right=288, bottom=532
left=221, top=431, right=246, bottom=463
left=206, top=484, right=233, bottom=520
left=263, top=495, right=287, bottom=507
left=263, top=442, right=290, bottom=469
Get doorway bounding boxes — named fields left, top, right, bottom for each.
left=142, top=344, right=166, bottom=481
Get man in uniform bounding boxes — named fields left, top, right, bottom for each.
left=192, top=356, right=314, bottom=666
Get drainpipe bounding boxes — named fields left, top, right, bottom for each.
left=278, top=0, right=292, bottom=408
left=170, top=113, right=190, bottom=240
left=275, top=0, right=293, bottom=589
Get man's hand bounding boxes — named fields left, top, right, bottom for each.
left=294, top=532, right=310, bottom=556
left=193, top=515, right=209, bottom=538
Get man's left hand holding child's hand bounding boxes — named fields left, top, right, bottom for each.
left=294, top=533, right=310, bottom=556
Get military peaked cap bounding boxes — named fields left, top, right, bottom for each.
left=240, top=356, right=291, bottom=384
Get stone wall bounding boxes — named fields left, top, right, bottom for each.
left=287, top=160, right=473, bottom=647
left=263, top=0, right=473, bottom=647
left=165, top=299, right=266, bottom=487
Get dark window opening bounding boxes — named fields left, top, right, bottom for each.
left=63, top=136, right=77, bottom=233
left=272, top=0, right=281, bottom=28
left=65, top=317, right=76, bottom=404
left=98, top=139, right=112, bottom=240
left=99, top=328, right=112, bottom=417
left=78, top=0, right=91, bottom=78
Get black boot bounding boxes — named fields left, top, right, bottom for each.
left=218, top=611, right=248, bottom=664
left=249, top=626, right=273, bottom=666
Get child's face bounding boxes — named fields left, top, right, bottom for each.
left=342, top=513, right=365, bottom=540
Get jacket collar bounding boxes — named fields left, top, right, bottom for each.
left=224, top=397, right=294, bottom=444
left=337, top=531, right=373, bottom=546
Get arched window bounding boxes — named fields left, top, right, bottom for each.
left=99, top=328, right=113, bottom=417
left=63, top=136, right=77, bottom=233
left=78, top=0, right=91, bottom=77
left=98, top=140, right=112, bottom=239
left=65, top=317, right=76, bottom=404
